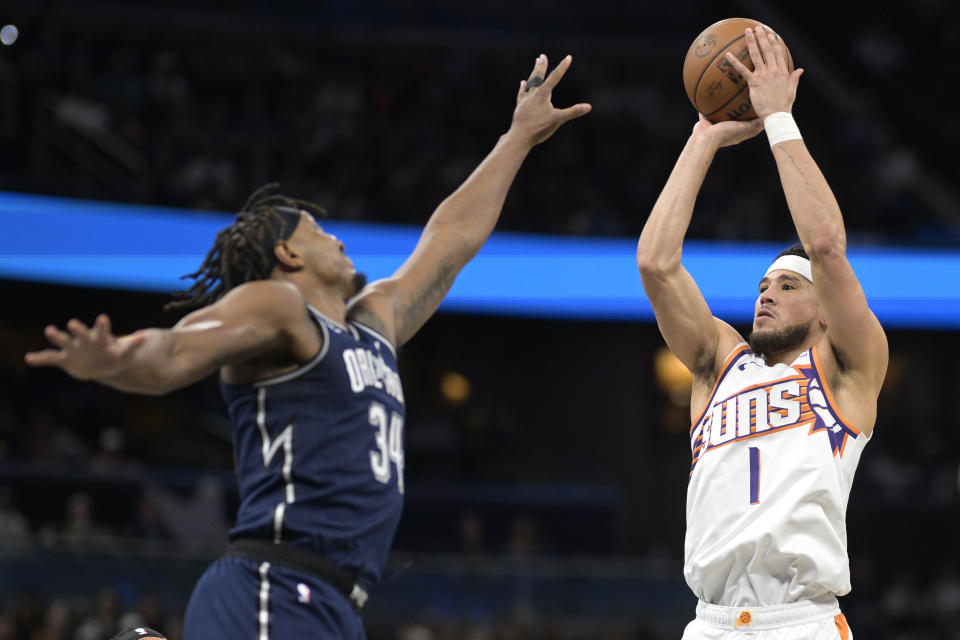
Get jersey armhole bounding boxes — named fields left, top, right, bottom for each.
left=350, top=321, right=397, bottom=358
left=810, top=346, right=864, bottom=439
left=689, top=342, right=750, bottom=432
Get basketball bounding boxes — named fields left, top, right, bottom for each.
left=682, top=17, right=794, bottom=123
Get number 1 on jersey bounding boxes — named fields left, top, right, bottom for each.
left=749, top=446, right=760, bottom=505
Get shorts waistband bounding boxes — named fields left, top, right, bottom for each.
left=225, top=538, right=369, bottom=613
left=695, top=596, right=840, bottom=630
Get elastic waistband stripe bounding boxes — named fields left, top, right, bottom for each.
left=695, top=596, right=840, bottom=629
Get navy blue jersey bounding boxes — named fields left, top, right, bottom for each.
left=221, top=305, right=405, bottom=588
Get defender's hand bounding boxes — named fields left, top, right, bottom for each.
left=509, top=54, right=591, bottom=147
left=24, top=314, right=146, bottom=381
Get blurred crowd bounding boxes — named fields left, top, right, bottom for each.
left=0, top=1, right=957, bottom=244
left=0, top=589, right=181, bottom=640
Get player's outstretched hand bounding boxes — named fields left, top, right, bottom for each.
left=510, top=54, right=591, bottom=147
left=24, top=314, right=146, bottom=381
left=725, top=25, right=804, bottom=120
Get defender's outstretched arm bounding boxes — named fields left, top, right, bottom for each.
left=350, top=55, right=591, bottom=346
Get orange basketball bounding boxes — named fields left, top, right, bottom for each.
left=682, top=17, right=794, bottom=123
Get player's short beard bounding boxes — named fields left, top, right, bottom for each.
left=748, top=321, right=811, bottom=357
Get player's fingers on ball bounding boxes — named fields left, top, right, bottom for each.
left=755, top=27, right=775, bottom=67
left=744, top=28, right=762, bottom=66
left=756, top=27, right=775, bottom=67
left=756, top=27, right=778, bottom=68
left=753, top=26, right=770, bottom=47
left=543, top=54, right=572, bottom=90
left=766, top=32, right=786, bottom=69
left=725, top=51, right=750, bottom=76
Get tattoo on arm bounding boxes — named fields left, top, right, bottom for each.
left=399, top=261, right=457, bottom=340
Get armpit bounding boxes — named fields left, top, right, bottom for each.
left=830, top=341, right=850, bottom=373
left=348, top=305, right=391, bottom=340
left=692, top=346, right=719, bottom=383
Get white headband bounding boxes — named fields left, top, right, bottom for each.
left=764, top=255, right=813, bottom=283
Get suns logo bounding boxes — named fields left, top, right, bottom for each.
left=688, top=352, right=859, bottom=477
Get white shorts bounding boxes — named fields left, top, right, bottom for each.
left=681, top=596, right=852, bottom=640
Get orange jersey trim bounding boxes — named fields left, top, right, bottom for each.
left=834, top=613, right=850, bottom=640
left=811, top=345, right=861, bottom=436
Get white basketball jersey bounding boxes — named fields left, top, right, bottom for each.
left=684, top=343, right=869, bottom=607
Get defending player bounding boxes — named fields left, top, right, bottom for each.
left=25, top=55, right=590, bottom=639
left=636, top=27, right=887, bottom=639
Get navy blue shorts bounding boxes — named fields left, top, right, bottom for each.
left=183, top=556, right=366, bottom=640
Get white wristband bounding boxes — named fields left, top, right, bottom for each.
left=764, top=112, right=802, bottom=148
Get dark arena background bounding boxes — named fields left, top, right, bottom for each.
left=1, top=1, right=959, bottom=639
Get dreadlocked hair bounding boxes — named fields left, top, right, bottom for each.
left=165, top=183, right=327, bottom=313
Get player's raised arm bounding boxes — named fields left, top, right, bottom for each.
left=24, top=280, right=313, bottom=395
left=637, top=115, right=762, bottom=382
left=349, top=54, right=590, bottom=347
left=726, top=26, right=887, bottom=393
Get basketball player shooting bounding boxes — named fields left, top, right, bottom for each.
left=25, top=54, right=590, bottom=639
left=636, top=27, right=887, bottom=639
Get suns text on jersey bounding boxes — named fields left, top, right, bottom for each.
left=690, top=372, right=852, bottom=470
left=695, top=377, right=816, bottom=448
